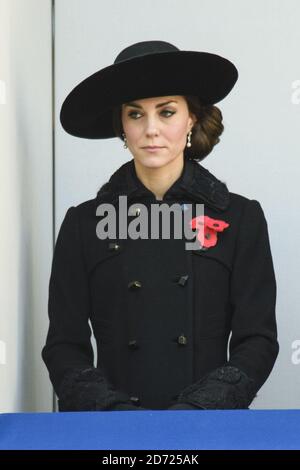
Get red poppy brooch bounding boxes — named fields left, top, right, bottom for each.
left=189, top=215, right=230, bottom=249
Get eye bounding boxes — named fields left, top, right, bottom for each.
left=127, top=111, right=141, bottom=119
left=161, top=109, right=175, bottom=117
left=127, top=109, right=176, bottom=119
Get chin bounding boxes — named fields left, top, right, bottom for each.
left=136, top=153, right=176, bottom=169
left=135, top=155, right=165, bottom=168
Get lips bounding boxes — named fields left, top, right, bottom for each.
left=142, top=146, right=163, bottom=149
left=142, top=146, right=165, bottom=153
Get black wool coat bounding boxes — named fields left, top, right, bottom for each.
left=42, top=158, right=279, bottom=411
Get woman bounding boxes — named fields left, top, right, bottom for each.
left=42, top=40, right=279, bottom=411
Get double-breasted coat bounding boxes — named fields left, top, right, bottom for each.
left=42, top=158, right=279, bottom=411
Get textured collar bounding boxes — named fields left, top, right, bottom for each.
left=95, top=158, right=230, bottom=212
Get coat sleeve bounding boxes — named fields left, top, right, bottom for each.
left=41, top=206, right=141, bottom=411
left=226, top=199, right=279, bottom=388
left=170, top=199, right=279, bottom=410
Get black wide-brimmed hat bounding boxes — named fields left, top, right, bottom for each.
left=59, top=40, right=238, bottom=139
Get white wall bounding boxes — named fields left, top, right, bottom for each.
left=0, top=0, right=53, bottom=411
left=55, top=0, right=300, bottom=409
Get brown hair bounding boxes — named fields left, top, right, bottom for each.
left=112, top=95, right=224, bottom=162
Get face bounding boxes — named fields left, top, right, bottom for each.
left=121, top=95, right=196, bottom=171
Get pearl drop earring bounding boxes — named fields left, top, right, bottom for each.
left=186, top=130, right=192, bottom=148
left=122, top=132, right=128, bottom=149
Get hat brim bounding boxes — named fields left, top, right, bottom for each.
left=59, top=50, right=238, bottom=139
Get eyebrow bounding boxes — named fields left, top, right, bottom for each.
left=124, top=100, right=178, bottom=109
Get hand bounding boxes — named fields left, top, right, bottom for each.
left=58, top=367, right=138, bottom=412
left=167, top=402, right=202, bottom=410
left=175, top=366, right=256, bottom=409
left=109, top=402, right=147, bottom=411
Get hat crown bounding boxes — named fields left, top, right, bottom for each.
left=114, top=40, right=179, bottom=64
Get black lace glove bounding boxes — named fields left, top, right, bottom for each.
left=172, top=366, right=257, bottom=410
left=58, top=366, right=140, bottom=412
left=167, top=403, right=201, bottom=410
left=110, top=402, right=147, bottom=411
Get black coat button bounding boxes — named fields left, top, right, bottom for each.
left=128, top=280, right=142, bottom=289
left=177, top=275, right=189, bottom=286
left=177, top=334, right=187, bottom=345
left=130, top=396, right=140, bottom=405
left=108, top=242, right=120, bottom=251
left=128, top=340, right=139, bottom=350
left=180, top=203, right=188, bottom=211
left=128, top=207, right=141, bottom=217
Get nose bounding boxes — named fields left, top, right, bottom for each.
left=144, top=116, right=160, bottom=137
